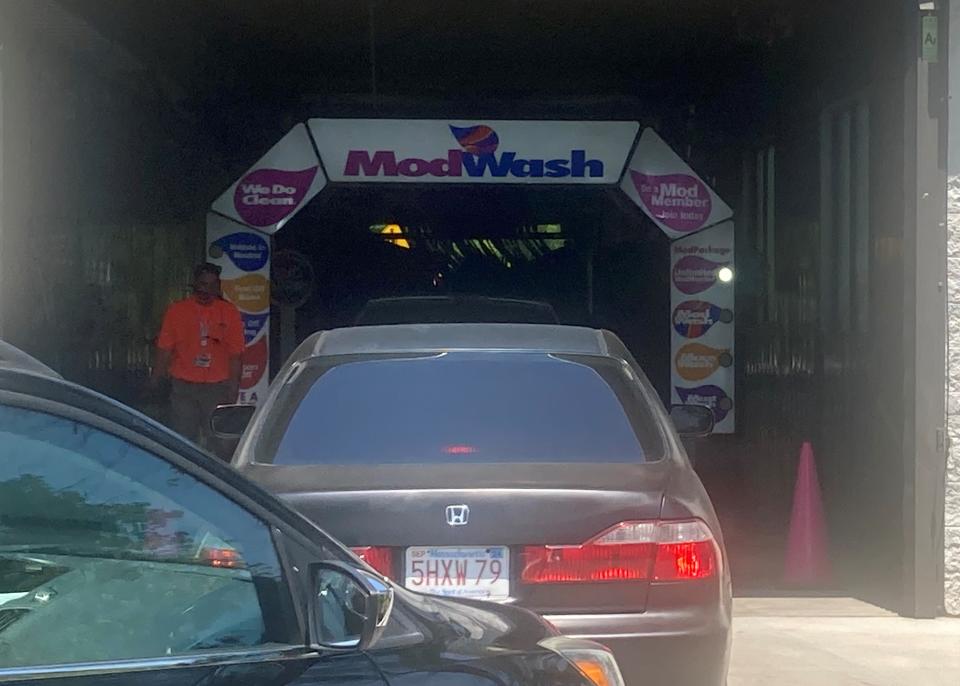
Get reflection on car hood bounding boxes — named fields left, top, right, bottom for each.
left=394, top=583, right=555, bottom=653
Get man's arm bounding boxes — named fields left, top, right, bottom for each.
left=153, top=348, right=172, bottom=384
left=153, top=305, right=177, bottom=388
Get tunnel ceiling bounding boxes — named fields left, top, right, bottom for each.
left=56, top=0, right=821, bottom=108
left=46, top=0, right=900, bottom=196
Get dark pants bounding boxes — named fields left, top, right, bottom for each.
left=169, top=378, right=230, bottom=451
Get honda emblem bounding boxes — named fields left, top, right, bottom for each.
left=445, top=504, right=470, bottom=527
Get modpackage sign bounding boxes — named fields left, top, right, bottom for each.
left=669, top=222, right=735, bottom=433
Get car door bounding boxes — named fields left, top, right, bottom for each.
left=0, top=392, right=387, bottom=686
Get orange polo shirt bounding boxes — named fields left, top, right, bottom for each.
left=157, top=296, right=245, bottom=383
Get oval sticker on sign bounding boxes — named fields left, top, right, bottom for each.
left=675, top=384, right=734, bottom=423
left=222, top=274, right=270, bottom=314
left=672, top=255, right=728, bottom=295
left=233, top=167, right=319, bottom=228
left=209, top=231, right=269, bottom=272
left=675, top=343, right=733, bottom=382
left=241, top=312, right=269, bottom=344
left=240, top=337, right=268, bottom=390
left=673, top=300, right=733, bottom=338
left=630, top=171, right=712, bottom=233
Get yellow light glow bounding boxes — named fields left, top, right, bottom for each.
left=574, top=659, right=613, bottom=686
left=381, top=224, right=410, bottom=249
left=717, top=266, right=734, bottom=283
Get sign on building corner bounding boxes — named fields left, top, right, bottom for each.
left=670, top=222, right=735, bottom=434
left=206, top=212, right=270, bottom=406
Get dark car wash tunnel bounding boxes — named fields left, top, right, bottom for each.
left=0, top=0, right=953, bottom=616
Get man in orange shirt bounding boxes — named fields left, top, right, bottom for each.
left=153, top=263, right=245, bottom=448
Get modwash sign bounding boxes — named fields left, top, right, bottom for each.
left=208, top=119, right=735, bottom=421
left=308, top=119, right=639, bottom=184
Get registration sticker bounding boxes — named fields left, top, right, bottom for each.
left=404, top=546, right=510, bottom=600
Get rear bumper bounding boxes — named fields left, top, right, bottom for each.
left=544, top=609, right=731, bottom=686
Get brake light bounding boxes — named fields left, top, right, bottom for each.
left=200, top=547, right=243, bottom=569
left=652, top=521, right=717, bottom=580
left=351, top=546, right=394, bottom=578
left=521, top=522, right=656, bottom=583
left=520, top=520, right=717, bottom=584
left=442, top=444, right=478, bottom=455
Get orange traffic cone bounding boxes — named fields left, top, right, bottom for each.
left=783, top=441, right=831, bottom=585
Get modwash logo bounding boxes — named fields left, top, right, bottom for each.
left=343, top=125, right=604, bottom=179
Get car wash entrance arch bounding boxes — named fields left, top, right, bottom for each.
left=206, top=119, right=735, bottom=426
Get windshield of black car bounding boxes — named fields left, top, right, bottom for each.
left=255, top=352, right=665, bottom=465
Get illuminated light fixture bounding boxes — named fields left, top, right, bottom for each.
left=717, top=266, right=734, bottom=283
left=443, top=444, right=478, bottom=455
left=380, top=223, right=410, bottom=249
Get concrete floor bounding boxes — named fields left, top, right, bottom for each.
left=729, top=598, right=960, bottom=686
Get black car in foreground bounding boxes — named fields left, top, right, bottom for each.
left=0, top=358, right=622, bottom=686
left=221, top=324, right=732, bottom=686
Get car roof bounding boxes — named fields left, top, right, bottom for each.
left=0, top=365, right=190, bottom=447
left=302, top=323, right=613, bottom=357
left=0, top=365, right=330, bottom=542
left=0, top=340, right=61, bottom=378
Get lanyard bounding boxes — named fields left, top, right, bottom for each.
left=193, top=300, right=221, bottom=347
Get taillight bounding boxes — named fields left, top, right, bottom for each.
left=652, top=520, right=718, bottom=580
left=521, top=522, right=656, bottom=583
left=200, top=547, right=243, bottom=569
left=520, top=520, right=718, bottom=584
left=351, top=546, right=394, bottom=578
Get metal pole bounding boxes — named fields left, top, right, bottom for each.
left=902, top=2, right=948, bottom=618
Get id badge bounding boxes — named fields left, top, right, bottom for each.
left=193, top=353, right=212, bottom=368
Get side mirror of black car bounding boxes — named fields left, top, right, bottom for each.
left=669, top=404, right=715, bottom=438
left=210, top=404, right=255, bottom=438
left=309, top=562, right=394, bottom=651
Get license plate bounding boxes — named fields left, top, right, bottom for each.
left=404, top=546, right=510, bottom=600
